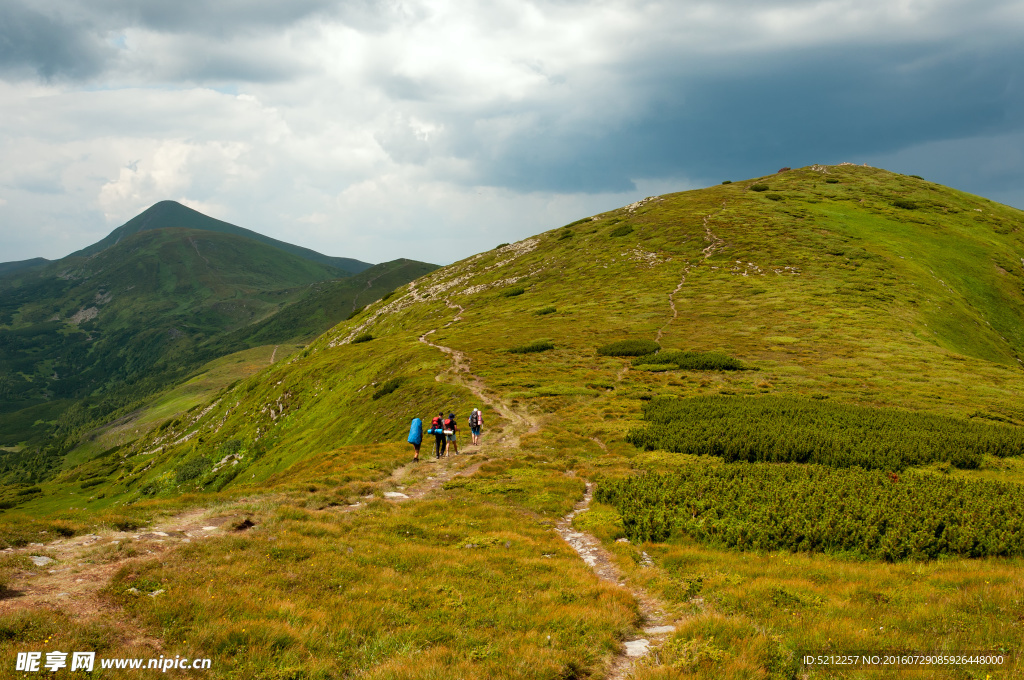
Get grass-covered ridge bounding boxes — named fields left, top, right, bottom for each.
left=2, top=165, right=1024, bottom=678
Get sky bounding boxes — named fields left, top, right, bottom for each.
left=1, top=0, right=1023, bottom=266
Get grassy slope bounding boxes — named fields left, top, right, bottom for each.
left=3, top=166, right=1023, bottom=678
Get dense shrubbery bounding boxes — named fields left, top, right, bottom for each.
left=175, top=456, right=208, bottom=483
left=595, top=463, right=1024, bottom=560
left=825, top=178, right=840, bottom=184
left=892, top=199, right=917, bottom=210
left=346, top=305, right=366, bottom=320
left=372, top=377, right=404, bottom=400
left=597, top=339, right=661, bottom=357
left=627, top=396, right=1024, bottom=470
left=750, top=184, right=769, bottom=192
left=632, top=350, right=743, bottom=371
left=609, top=224, right=634, bottom=237
left=509, top=341, right=554, bottom=354
left=501, top=286, right=526, bottom=297
left=352, top=333, right=373, bottom=344
left=534, top=307, right=557, bottom=315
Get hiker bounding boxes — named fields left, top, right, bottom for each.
left=408, top=417, right=423, bottom=462
left=443, top=412, right=458, bottom=456
left=431, top=412, right=446, bottom=458
left=469, top=408, right=483, bottom=446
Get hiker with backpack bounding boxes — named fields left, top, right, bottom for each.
left=443, top=412, right=458, bottom=456
left=430, top=412, right=446, bottom=458
left=408, top=417, right=423, bottom=462
left=469, top=408, right=483, bottom=446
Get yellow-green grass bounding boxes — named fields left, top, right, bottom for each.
left=576, top=502, right=1022, bottom=679
left=4, top=166, right=1024, bottom=677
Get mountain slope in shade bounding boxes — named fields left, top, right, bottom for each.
left=0, top=258, right=50, bottom=276
left=70, top=200, right=372, bottom=275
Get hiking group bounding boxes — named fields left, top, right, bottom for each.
left=407, top=408, right=483, bottom=462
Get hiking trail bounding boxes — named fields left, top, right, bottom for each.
left=418, top=298, right=682, bottom=676
left=656, top=210, right=726, bottom=343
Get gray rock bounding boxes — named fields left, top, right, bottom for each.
left=643, top=625, right=675, bottom=635
left=384, top=492, right=409, bottom=499
left=624, top=639, right=651, bottom=657
left=29, top=555, right=54, bottom=567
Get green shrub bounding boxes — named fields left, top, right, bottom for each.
left=346, top=306, right=366, bottom=320
left=892, top=199, right=917, bottom=210
left=352, top=333, right=373, bottom=344
left=372, top=377, right=404, bottom=400
left=910, top=174, right=923, bottom=180
left=17, top=486, right=42, bottom=497
left=609, top=224, right=634, bottom=237
left=597, top=339, right=661, bottom=357
left=495, top=243, right=510, bottom=249
left=558, top=230, right=574, bottom=240
left=596, top=463, right=1024, bottom=560
left=378, top=289, right=396, bottom=302
left=632, top=350, right=743, bottom=371
left=562, top=217, right=592, bottom=228
left=175, top=456, right=209, bottom=484
left=534, top=307, right=557, bottom=315
left=80, top=478, right=106, bottom=489
left=766, top=194, right=783, bottom=201
left=501, top=286, right=526, bottom=297
left=749, top=184, right=769, bottom=192
left=626, top=395, right=1023, bottom=470
left=509, top=341, right=554, bottom=354
left=825, top=178, right=840, bottom=184
left=721, top=180, right=732, bottom=184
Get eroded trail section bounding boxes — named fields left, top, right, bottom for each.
left=418, top=300, right=538, bottom=447
left=656, top=211, right=726, bottom=343
left=557, top=482, right=676, bottom=679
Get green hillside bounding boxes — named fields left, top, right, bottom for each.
left=0, top=222, right=435, bottom=482
left=3, top=166, right=1023, bottom=679
left=71, top=200, right=372, bottom=274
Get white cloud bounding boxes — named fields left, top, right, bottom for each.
left=1, top=0, right=1022, bottom=264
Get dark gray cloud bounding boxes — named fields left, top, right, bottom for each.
left=460, top=40, right=1024, bottom=193
left=0, top=3, right=109, bottom=79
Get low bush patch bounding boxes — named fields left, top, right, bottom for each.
left=597, top=339, right=661, bottom=357
left=633, top=350, right=744, bottom=371
left=749, top=184, right=769, bottom=192
left=372, top=377, right=405, bottom=400
left=509, top=341, right=554, bottom=354
left=352, top=333, right=373, bottom=344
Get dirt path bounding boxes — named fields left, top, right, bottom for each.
left=417, top=299, right=539, bottom=447
left=655, top=211, right=726, bottom=343
left=556, top=482, right=677, bottom=678
left=417, top=299, right=681, bottom=676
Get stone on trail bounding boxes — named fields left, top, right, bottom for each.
left=384, top=491, right=409, bottom=499
left=29, top=555, right=54, bottom=567
left=643, top=625, right=675, bottom=635
left=624, top=639, right=651, bottom=657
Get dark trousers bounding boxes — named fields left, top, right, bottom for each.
left=433, top=435, right=445, bottom=457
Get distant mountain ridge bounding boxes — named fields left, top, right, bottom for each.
left=0, top=202, right=436, bottom=478
left=67, top=200, right=373, bottom=275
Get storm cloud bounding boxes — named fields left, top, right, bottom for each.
left=1, top=0, right=1022, bottom=265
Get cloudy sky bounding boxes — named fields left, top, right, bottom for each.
left=1, top=0, right=1023, bottom=266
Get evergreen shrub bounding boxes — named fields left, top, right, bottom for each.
left=892, top=199, right=917, bottom=210
left=626, top=395, right=1024, bottom=470
left=509, top=341, right=554, bottom=354
left=609, top=224, right=634, bottom=237
left=750, top=184, right=770, bottom=192
left=632, top=350, right=743, bottom=370
left=597, top=339, right=661, bottom=356
left=596, top=463, right=1024, bottom=560
left=372, top=377, right=404, bottom=400
left=352, top=333, right=373, bottom=344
